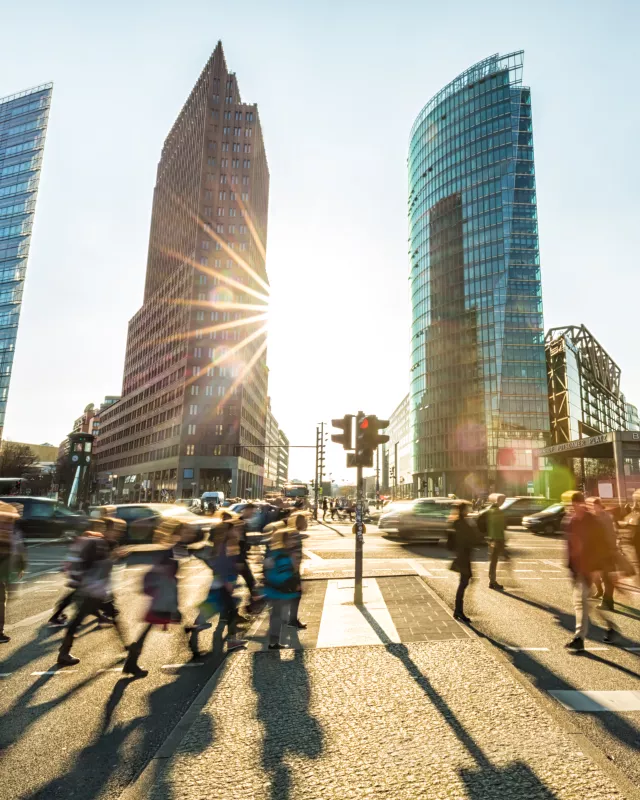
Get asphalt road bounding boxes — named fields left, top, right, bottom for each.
left=307, top=520, right=640, bottom=787
left=0, top=541, right=244, bottom=800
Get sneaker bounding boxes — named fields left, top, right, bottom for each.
left=268, top=642, right=288, bottom=650
left=123, top=664, right=148, bottom=679
left=287, top=619, right=307, bottom=630
left=0, top=633, right=10, bottom=644
left=226, top=639, right=247, bottom=652
left=603, top=628, right=619, bottom=645
left=565, top=636, right=585, bottom=652
left=48, top=615, right=67, bottom=627
left=598, top=601, right=614, bottom=612
left=57, top=652, right=80, bottom=666
left=453, top=612, right=472, bottom=624
left=489, top=582, right=504, bottom=591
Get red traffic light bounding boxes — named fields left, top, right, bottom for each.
left=359, top=418, right=369, bottom=429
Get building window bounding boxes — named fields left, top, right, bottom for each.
left=191, top=385, right=199, bottom=395
left=221, top=158, right=228, bottom=168
left=207, top=157, right=216, bottom=167
left=198, top=292, right=206, bottom=301
left=201, top=242, right=209, bottom=251
left=231, top=175, right=239, bottom=185
left=217, top=207, right=224, bottom=216
left=187, top=424, right=196, bottom=435
left=239, top=243, right=247, bottom=251
left=223, top=112, right=231, bottom=120
left=232, top=142, right=240, bottom=152
left=229, top=208, right=236, bottom=217
left=204, top=190, right=212, bottom=200
left=185, top=445, right=195, bottom=455
left=219, top=191, right=227, bottom=201
left=189, top=404, right=198, bottom=415
left=215, top=424, right=223, bottom=435
left=241, top=192, right=249, bottom=201
left=245, top=128, right=252, bottom=137
left=219, top=175, right=227, bottom=185
left=242, top=176, right=249, bottom=186
left=232, top=158, right=240, bottom=168
left=194, top=347, right=202, bottom=357
left=207, top=366, right=215, bottom=376
left=192, top=366, right=201, bottom=377
left=217, top=385, right=225, bottom=397
left=243, top=144, right=251, bottom=153
left=214, top=259, right=221, bottom=268
left=204, top=207, right=212, bottom=217
left=196, top=311, right=204, bottom=321
left=228, top=224, right=235, bottom=234
left=205, top=385, right=213, bottom=396
left=246, top=112, right=253, bottom=121
left=199, top=256, right=207, bottom=265
left=234, top=127, right=241, bottom=136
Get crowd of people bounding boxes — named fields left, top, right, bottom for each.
left=0, top=501, right=309, bottom=677
left=449, top=490, right=639, bottom=649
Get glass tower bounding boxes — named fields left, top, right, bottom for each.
left=408, top=52, right=549, bottom=497
left=0, top=83, right=53, bottom=439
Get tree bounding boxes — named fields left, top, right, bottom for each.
left=0, top=441, right=37, bottom=477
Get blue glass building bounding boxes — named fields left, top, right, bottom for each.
left=0, top=83, right=52, bottom=438
left=408, top=52, right=549, bottom=497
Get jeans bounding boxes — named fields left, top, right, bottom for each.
left=455, top=572, right=471, bottom=614
left=573, top=576, right=613, bottom=639
left=59, top=596, right=126, bottom=656
left=489, top=540, right=505, bottom=584
left=268, top=598, right=290, bottom=644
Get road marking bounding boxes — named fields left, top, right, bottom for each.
left=97, top=667, right=124, bottom=673
left=514, top=569, right=534, bottom=572
left=0, top=672, right=12, bottom=678
left=31, top=670, right=77, bottom=675
left=585, top=647, right=610, bottom=651
left=541, top=570, right=563, bottom=573
left=316, top=578, right=400, bottom=648
left=161, top=662, right=206, bottom=669
left=407, top=560, right=434, bottom=578
left=550, top=690, right=640, bottom=712
left=5, top=608, right=55, bottom=632
left=506, top=646, right=550, bottom=652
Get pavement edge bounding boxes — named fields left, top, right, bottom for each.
left=413, top=568, right=640, bottom=800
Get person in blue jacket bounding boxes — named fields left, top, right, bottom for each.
left=263, top=525, right=300, bottom=650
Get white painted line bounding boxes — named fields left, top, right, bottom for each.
left=302, top=548, right=324, bottom=564
left=316, top=578, right=400, bottom=648
left=518, top=577, right=542, bottom=580
left=0, top=672, right=13, bottom=678
left=550, top=690, right=640, bottom=712
left=585, top=647, right=610, bottom=651
left=6, top=608, right=54, bottom=632
left=97, top=667, right=124, bottom=673
left=506, top=646, right=550, bottom=652
left=541, top=570, right=563, bottom=573
left=161, top=662, right=206, bottom=669
left=407, top=560, right=434, bottom=578
left=514, top=570, right=534, bottom=572
left=31, top=670, right=77, bottom=675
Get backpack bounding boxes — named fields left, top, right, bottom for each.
left=264, top=550, right=298, bottom=593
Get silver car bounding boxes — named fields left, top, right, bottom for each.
left=378, top=497, right=458, bottom=542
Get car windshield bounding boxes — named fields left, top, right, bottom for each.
left=541, top=504, right=563, bottom=514
left=54, top=505, right=78, bottom=517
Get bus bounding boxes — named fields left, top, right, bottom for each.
left=282, top=482, right=309, bottom=500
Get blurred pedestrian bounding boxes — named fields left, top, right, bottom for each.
left=263, top=525, right=300, bottom=650
left=322, top=496, right=328, bottom=520
left=486, top=493, right=507, bottom=591
left=57, top=518, right=128, bottom=667
left=0, top=502, right=25, bottom=644
left=237, top=505, right=263, bottom=614
left=287, top=513, right=308, bottom=631
left=187, top=518, right=246, bottom=657
left=587, top=497, right=617, bottom=611
left=565, top=492, right=618, bottom=652
left=451, top=503, right=474, bottom=624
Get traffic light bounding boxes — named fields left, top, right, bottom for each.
left=331, top=415, right=354, bottom=450
left=355, top=414, right=390, bottom=468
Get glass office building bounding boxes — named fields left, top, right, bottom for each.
left=0, top=84, right=52, bottom=439
left=408, top=52, right=549, bottom=497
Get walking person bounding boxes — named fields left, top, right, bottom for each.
left=322, top=496, right=328, bottom=521
left=451, top=503, right=474, bottom=624
left=187, top=517, right=246, bottom=657
left=57, top=517, right=128, bottom=667
left=263, top=525, right=300, bottom=650
left=237, top=505, right=263, bottom=613
left=0, top=502, right=25, bottom=644
left=286, top=512, right=308, bottom=631
left=565, top=492, right=618, bottom=652
left=588, top=497, right=618, bottom=611
left=486, top=493, right=507, bottom=591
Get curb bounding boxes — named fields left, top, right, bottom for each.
left=415, top=570, right=640, bottom=800
left=117, top=613, right=264, bottom=800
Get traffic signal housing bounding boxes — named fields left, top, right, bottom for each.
left=355, top=414, right=390, bottom=468
left=331, top=415, right=354, bottom=450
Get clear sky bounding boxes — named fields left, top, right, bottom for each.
left=1, top=0, right=638, bottom=484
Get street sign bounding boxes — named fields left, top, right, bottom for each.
left=527, top=481, right=534, bottom=496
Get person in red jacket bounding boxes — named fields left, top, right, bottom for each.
left=565, top=491, right=618, bottom=652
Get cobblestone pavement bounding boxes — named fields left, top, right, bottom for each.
left=148, top=641, right=624, bottom=800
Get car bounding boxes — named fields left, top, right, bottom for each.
left=0, top=496, right=88, bottom=539
left=475, top=496, right=550, bottom=529
left=378, top=497, right=460, bottom=542
left=521, top=502, right=566, bottom=535
left=91, top=503, right=211, bottom=544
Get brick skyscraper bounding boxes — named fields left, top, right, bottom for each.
left=95, top=42, right=270, bottom=501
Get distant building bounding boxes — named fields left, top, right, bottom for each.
left=277, top=429, right=289, bottom=488
left=60, top=396, right=121, bottom=459
left=263, top=398, right=280, bottom=493
left=546, top=325, right=626, bottom=444
left=626, top=402, right=640, bottom=432
left=0, top=83, right=53, bottom=441
left=381, top=395, right=412, bottom=498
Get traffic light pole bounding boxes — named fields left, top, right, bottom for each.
left=354, top=461, right=364, bottom=605
left=314, top=426, right=320, bottom=519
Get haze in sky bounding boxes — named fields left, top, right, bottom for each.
left=0, top=0, right=638, bottom=483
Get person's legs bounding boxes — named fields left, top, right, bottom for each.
left=0, top=577, right=7, bottom=638
left=122, top=623, right=153, bottom=676
left=455, top=573, right=470, bottom=616
left=268, top=599, right=288, bottom=645
left=601, top=572, right=615, bottom=610
left=50, top=589, right=77, bottom=622
left=58, top=597, right=98, bottom=661
left=574, top=577, right=590, bottom=640
left=489, top=541, right=503, bottom=586
left=238, top=553, right=256, bottom=595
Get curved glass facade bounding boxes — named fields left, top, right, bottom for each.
left=408, top=51, right=549, bottom=497
left=0, top=83, right=52, bottom=438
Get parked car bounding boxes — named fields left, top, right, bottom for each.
left=378, top=497, right=460, bottom=542
left=91, top=503, right=212, bottom=544
left=521, top=503, right=566, bottom=535
left=0, top=496, right=88, bottom=539
left=475, top=496, right=550, bottom=529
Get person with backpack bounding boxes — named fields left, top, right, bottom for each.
left=263, top=525, right=301, bottom=650
left=56, top=518, right=128, bottom=667
left=451, top=503, right=475, bottom=624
